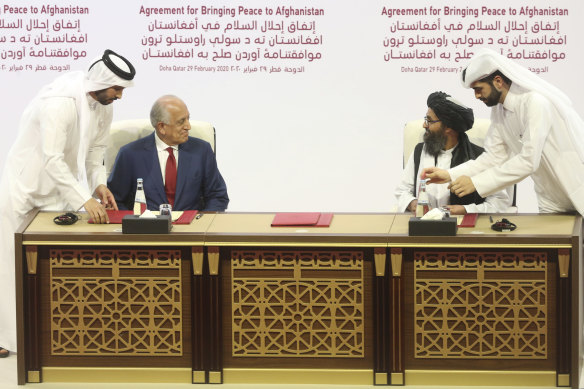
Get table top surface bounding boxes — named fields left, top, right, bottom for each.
left=21, top=211, right=580, bottom=247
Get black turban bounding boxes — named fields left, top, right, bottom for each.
left=427, top=91, right=474, bottom=133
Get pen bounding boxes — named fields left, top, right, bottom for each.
left=195, top=213, right=203, bottom=220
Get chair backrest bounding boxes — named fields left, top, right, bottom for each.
left=105, top=119, right=215, bottom=176
left=402, top=118, right=491, bottom=167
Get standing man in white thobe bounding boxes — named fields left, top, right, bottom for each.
left=423, top=48, right=584, bottom=215
left=0, top=49, right=136, bottom=358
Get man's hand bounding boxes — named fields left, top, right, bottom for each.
left=445, top=204, right=467, bottom=215
left=448, top=176, right=476, bottom=197
left=407, top=199, right=418, bottom=213
left=84, top=198, right=109, bottom=224
left=422, top=167, right=451, bottom=184
left=94, top=184, right=118, bottom=210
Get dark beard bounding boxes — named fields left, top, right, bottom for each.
left=482, top=83, right=502, bottom=107
left=423, top=128, right=447, bottom=158
left=92, top=88, right=116, bottom=105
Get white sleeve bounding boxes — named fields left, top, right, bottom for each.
left=449, top=119, right=509, bottom=183
left=394, top=153, right=417, bottom=212
left=463, top=187, right=511, bottom=213
left=40, top=98, right=92, bottom=210
left=85, top=107, right=112, bottom=194
left=469, top=94, right=551, bottom=197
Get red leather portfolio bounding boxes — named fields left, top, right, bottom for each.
left=315, top=213, right=334, bottom=227
left=458, top=213, right=478, bottom=228
left=174, top=210, right=198, bottom=224
left=271, top=212, right=333, bottom=227
left=271, top=212, right=321, bottom=226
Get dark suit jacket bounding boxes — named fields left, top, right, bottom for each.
left=107, top=133, right=229, bottom=211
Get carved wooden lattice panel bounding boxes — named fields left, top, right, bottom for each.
left=50, top=249, right=183, bottom=355
left=414, top=252, right=547, bottom=359
left=231, top=250, right=364, bottom=357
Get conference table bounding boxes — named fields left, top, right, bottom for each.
left=14, top=211, right=583, bottom=388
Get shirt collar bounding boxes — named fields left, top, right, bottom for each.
left=441, top=142, right=458, bottom=156
left=154, top=132, right=178, bottom=152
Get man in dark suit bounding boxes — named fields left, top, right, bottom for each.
left=107, top=95, right=229, bottom=211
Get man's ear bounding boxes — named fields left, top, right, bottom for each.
left=492, top=75, right=506, bottom=89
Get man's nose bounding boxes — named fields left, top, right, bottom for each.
left=116, top=90, right=123, bottom=100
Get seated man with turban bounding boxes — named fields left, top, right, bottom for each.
left=395, top=91, right=511, bottom=215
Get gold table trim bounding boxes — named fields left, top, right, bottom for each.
left=24, top=241, right=204, bottom=246
left=390, top=243, right=572, bottom=249
left=205, top=241, right=387, bottom=247
left=223, top=368, right=372, bottom=385
left=42, top=367, right=192, bottom=383
left=405, top=369, right=556, bottom=386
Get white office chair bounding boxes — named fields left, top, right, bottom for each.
left=402, top=118, right=517, bottom=210
left=105, top=119, right=215, bottom=177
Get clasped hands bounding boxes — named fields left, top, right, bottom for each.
left=422, top=167, right=476, bottom=197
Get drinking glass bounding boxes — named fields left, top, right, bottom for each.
left=159, top=203, right=172, bottom=216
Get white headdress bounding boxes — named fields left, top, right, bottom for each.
left=85, top=49, right=135, bottom=91
left=461, top=48, right=584, bottom=161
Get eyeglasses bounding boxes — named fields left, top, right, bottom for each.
left=424, top=117, right=441, bottom=125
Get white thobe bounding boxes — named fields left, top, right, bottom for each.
left=449, top=84, right=584, bottom=214
left=395, top=144, right=510, bottom=213
left=0, top=91, right=111, bottom=352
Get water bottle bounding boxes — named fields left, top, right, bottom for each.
left=416, top=179, right=430, bottom=217
left=134, top=178, right=147, bottom=215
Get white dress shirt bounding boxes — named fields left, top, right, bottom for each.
left=154, top=133, right=179, bottom=185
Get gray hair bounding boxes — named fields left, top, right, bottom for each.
left=150, top=95, right=180, bottom=128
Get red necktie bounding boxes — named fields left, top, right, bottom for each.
left=165, top=147, right=177, bottom=206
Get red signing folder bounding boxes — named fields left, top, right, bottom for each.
left=88, top=210, right=133, bottom=224
left=271, top=212, right=333, bottom=227
left=174, top=210, right=198, bottom=224
left=458, top=213, right=478, bottom=228
left=271, top=212, right=321, bottom=227
left=315, top=213, right=334, bottom=227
